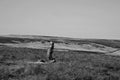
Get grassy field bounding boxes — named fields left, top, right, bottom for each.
left=0, top=46, right=120, bottom=80
left=0, top=36, right=120, bottom=80
left=1, top=36, right=120, bottom=48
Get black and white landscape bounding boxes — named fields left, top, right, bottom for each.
left=0, top=35, right=120, bottom=80
left=0, top=0, right=120, bottom=80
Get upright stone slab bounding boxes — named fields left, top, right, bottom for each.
left=47, top=41, right=54, bottom=60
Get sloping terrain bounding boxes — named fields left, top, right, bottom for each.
left=0, top=35, right=119, bottom=55
left=0, top=41, right=117, bottom=53
left=1, top=35, right=120, bottom=48
left=0, top=46, right=120, bottom=80
left=0, top=35, right=120, bottom=80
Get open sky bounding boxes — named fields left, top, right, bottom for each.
left=0, top=0, right=120, bottom=39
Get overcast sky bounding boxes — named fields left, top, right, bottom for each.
left=0, top=0, right=120, bottom=39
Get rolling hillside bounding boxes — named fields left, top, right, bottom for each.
left=0, top=35, right=120, bottom=80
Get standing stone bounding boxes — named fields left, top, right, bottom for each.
left=47, top=41, right=55, bottom=60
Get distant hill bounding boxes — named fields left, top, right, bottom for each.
left=0, top=35, right=120, bottom=48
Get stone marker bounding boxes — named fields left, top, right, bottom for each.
left=47, top=41, right=55, bottom=60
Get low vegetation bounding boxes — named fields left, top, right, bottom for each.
left=0, top=46, right=120, bottom=80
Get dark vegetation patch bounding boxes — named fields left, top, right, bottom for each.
left=0, top=37, right=62, bottom=44
left=65, top=39, right=120, bottom=48
left=0, top=46, right=120, bottom=80
left=0, top=46, right=47, bottom=61
left=0, top=37, right=43, bottom=43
